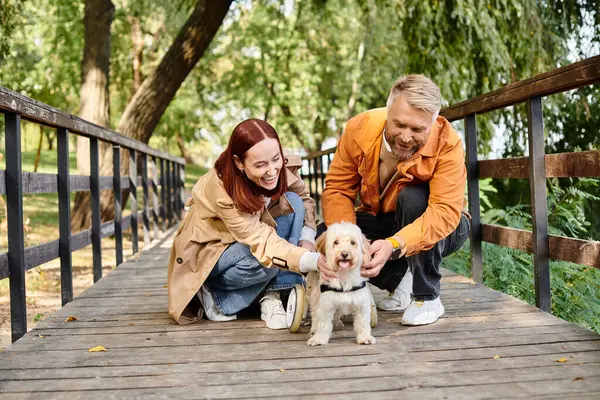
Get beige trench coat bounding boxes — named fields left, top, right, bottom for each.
left=168, top=153, right=317, bottom=324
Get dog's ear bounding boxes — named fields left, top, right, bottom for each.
left=315, top=232, right=327, bottom=255
left=361, top=234, right=372, bottom=263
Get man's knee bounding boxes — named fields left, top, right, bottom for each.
left=397, top=184, right=429, bottom=216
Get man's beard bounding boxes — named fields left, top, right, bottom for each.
left=386, top=133, right=419, bottom=161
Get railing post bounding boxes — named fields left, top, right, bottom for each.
left=311, top=158, right=319, bottom=215
left=90, top=137, right=102, bottom=282
left=527, top=96, right=551, bottom=312
left=151, top=156, right=161, bottom=236
left=166, top=160, right=173, bottom=226
left=179, top=164, right=186, bottom=218
left=141, top=153, right=151, bottom=247
left=465, top=114, right=483, bottom=283
left=129, top=149, right=138, bottom=254
left=171, top=162, right=178, bottom=221
left=113, top=145, right=123, bottom=266
left=57, top=127, right=73, bottom=306
left=5, top=112, right=26, bottom=342
left=160, top=158, right=167, bottom=230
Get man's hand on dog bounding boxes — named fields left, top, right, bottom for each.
left=361, top=239, right=394, bottom=278
left=317, top=255, right=337, bottom=281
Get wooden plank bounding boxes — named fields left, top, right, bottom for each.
left=478, top=150, right=600, bottom=179
left=0, top=85, right=185, bottom=164
left=441, top=55, right=600, bottom=122
left=1, top=363, right=598, bottom=394
left=13, top=325, right=594, bottom=353
left=482, top=224, right=600, bottom=268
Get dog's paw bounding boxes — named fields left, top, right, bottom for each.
left=333, top=319, right=345, bottom=329
left=357, top=335, right=376, bottom=345
left=307, top=334, right=330, bottom=346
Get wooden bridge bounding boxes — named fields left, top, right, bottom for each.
left=0, top=57, right=599, bottom=398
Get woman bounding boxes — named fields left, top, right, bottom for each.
left=168, top=119, right=325, bottom=330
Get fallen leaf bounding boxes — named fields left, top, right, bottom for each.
left=279, top=369, right=286, bottom=372
left=162, top=284, right=168, bottom=288
left=556, top=357, right=568, bottom=363
left=0, top=347, right=4, bottom=352
left=65, top=316, right=78, bottom=322
left=573, top=377, right=585, bottom=381
left=493, top=355, right=501, bottom=359
left=144, top=294, right=152, bottom=297
left=465, top=298, right=472, bottom=302
left=88, top=346, right=107, bottom=352
left=38, top=335, right=45, bottom=338
left=128, top=323, right=136, bottom=326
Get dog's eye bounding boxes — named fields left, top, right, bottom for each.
left=333, top=240, right=339, bottom=245
left=350, top=240, right=356, bottom=246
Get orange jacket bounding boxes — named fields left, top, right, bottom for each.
left=322, top=108, right=466, bottom=256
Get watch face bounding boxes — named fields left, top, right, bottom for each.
left=390, top=248, right=402, bottom=260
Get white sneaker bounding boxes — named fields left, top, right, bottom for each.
left=377, top=270, right=413, bottom=311
left=198, top=285, right=237, bottom=322
left=401, top=297, right=444, bottom=326
left=260, top=291, right=287, bottom=330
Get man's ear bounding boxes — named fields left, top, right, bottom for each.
left=361, top=234, right=371, bottom=263
left=315, top=232, right=327, bottom=255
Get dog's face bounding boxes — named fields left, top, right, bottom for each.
left=316, top=223, right=371, bottom=272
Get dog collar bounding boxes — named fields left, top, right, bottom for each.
left=320, top=281, right=367, bottom=293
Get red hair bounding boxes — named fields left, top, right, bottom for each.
left=215, top=119, right=288, bottom=214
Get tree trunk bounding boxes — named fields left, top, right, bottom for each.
left=45, top=131, right=55, bottom=150
left=71, top=0, right=232, bottom=227
left=129, top=15, right=144, bottom=95
left=175, top=132, right=195, bottom=164
left=71, top=0, right=115, bottom=231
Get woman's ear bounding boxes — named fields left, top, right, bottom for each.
left=361, top=234, right=371, bottom=263
left=233, top=155, right=244, bottom=171
left=315, top=232, right=327, bottom=255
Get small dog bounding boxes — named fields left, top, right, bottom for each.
left=306, top=222, right=376, bottom=346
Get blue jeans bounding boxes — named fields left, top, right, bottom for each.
left=204, top=192, right=305, bottom=316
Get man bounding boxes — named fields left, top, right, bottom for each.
left=320, top=74, right=470, bottom=326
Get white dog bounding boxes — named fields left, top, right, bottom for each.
left=306, top=222, right=376, bottom=346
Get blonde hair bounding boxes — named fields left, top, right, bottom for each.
left=386, top=74, right=441, bottom=120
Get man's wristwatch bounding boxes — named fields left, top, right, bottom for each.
left=385, top=237, right=405, bottom=260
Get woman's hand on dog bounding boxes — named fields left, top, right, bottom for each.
left=299, top=239, right=316, bottom=252
left=317, top=255, right=337, bottom=281
left=361, top=239, right=393, bottom=278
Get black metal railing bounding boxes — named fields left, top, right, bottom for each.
left=0, top=86, right=186, bottom=342
left=302, top=55, right=600, bottom=313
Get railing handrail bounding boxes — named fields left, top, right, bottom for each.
left=1, top=88, right=186, bottom=343
left=440, top=55, right=600, bottom=122
left=0, top=85, right=185, bottom=164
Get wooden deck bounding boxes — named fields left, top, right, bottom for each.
left=0, top=231, right=599, bottom=399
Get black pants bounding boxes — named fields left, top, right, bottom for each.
left=318, top=185, right=470, bottom=300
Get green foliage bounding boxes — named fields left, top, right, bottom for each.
left=0, top=0, right=24, bottom=61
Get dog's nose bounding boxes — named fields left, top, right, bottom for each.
left=341, top=251, right=349, bottom=259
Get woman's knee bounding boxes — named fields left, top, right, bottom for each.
left=285, top=191, right=305, bottom=214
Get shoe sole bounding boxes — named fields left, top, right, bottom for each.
left=377, top=304, right=410, bottom=312
left=261, top=313, right=287, bottom=330
left=401, top=304, right=445, bottom=326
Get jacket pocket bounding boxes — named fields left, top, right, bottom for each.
left=173, top=233, right=203, bottom=273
